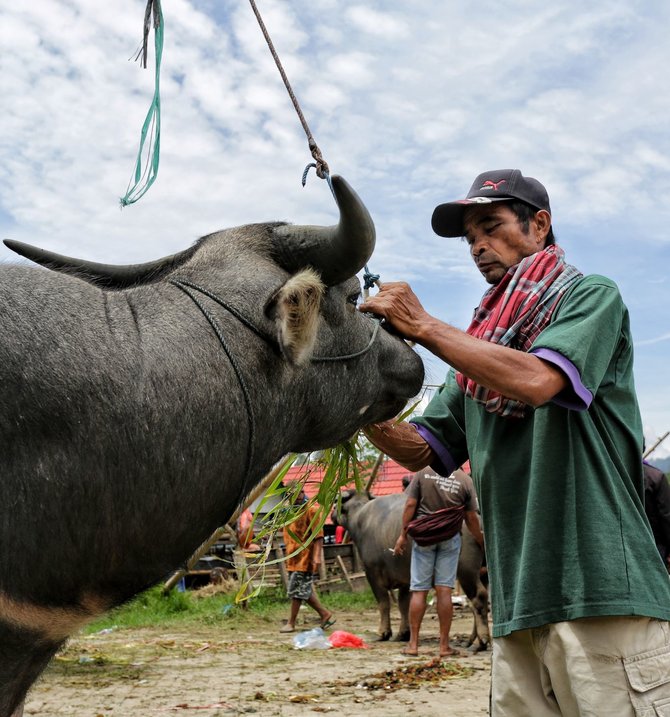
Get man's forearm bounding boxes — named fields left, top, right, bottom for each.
left=414, top=317, right=567, bottom=408
left=363, top=421, right=435, bottom=471
left=400, top=499, right=418, bottom=535
left=359, top=282, right=566, bottom=407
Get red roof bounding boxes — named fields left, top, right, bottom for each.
left=284, top=458, right=412, bottom=499
left=284, top=458, right=472, bottom=501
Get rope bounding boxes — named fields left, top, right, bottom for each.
left=120, top=0, right=163, bottom=207
left=170, top=279, right=257, bottom=509
left=310, top=319, right=381, bottom=362
left=170, top=277, right=381, bottom=362
left=247, top=0, right=330, bottom=180
left=363, top=265, right=381, bottom=291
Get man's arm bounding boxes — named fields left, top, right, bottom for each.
left=360, top=282, right=568, bottom=407
left=464, top=510, right=485, bottom=552
left=393, top=496, right=418, bottom=556
left=363, top=420, right=436, bottom=471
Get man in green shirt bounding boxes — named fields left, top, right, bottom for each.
left=361, top=169, right=670, bottom=716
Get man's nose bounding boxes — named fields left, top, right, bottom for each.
left=470, top=235, right=487, bottom=256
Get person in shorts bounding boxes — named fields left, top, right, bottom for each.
left=280, top=486, right=335, bottom=633
left=394, top=467, right=483, bottom=657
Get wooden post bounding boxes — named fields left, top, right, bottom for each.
left=273, top=539, right=289, bottom=591
left=232, top=547, right=252, bottom=603
left=336, top=554, right=355, bottom=591
left=318, top=544, right=327, bottom=582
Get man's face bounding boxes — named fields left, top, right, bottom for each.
left=462, top=204, right=549, bottom=285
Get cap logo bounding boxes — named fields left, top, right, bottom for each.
left=481, top=179, right=506, bottom=191
left=457, top=197, right=492, bottom=205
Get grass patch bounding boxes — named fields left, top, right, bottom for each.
left=84, top=585, right=377, bottom=634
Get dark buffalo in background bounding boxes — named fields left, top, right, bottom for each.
left=0, top=176, right=424, bottom=717
left=333, top=490, right=489, bottom=649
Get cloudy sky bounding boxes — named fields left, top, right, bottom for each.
left=2, top=0, right=669, bottom=457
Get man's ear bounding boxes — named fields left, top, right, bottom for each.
left=534, top=209, right=552, bottom=245
left=267, top=268, right=325, bottom=365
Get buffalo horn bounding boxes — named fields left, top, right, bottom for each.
left=3, top=239, right=191, bottom=289
left=272, top=175, right=376, bottom=286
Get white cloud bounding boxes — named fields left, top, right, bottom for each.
left=344, top=7, right=408, bottom=39
left=637, top=333, right=670, bottom=347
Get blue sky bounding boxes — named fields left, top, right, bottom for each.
left=2, top=1, right=669, bottom=457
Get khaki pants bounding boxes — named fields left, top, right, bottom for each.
left=491, top=617, right=670, bottom=716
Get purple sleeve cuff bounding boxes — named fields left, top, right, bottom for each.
left=530, top=347, right=593, bottom=411
left=411, top=423, right=458, bottom=475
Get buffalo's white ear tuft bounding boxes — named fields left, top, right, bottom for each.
left=271, top=268, right=325, bottom=365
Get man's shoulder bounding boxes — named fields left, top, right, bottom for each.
left=563, top=273, right=620, bottom=297
left=551, top=273, right=627, bottom=327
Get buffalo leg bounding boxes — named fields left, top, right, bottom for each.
left=457, top=530, right=490, bottom=650
left=0, top=620, right=62, bottom=717
left=367, top=577, right=393, bottom=641
left=469, top=582, right=490, bottom=651
left=395, top=585, right=411, bottom=641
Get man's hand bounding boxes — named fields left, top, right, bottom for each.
left=359, top=282, right=429, bottom=342
left=393, top=533, right=408, bottom=556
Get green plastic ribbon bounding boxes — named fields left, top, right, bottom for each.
left=120, top=1, right=164, bottom=207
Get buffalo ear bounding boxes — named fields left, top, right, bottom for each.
left=268, top=268, right=325, bottom=365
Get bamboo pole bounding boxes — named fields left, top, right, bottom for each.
left=644, top=431, right=670, bottom=459
left=364, top=451, right=385, bottom=493
left=163, top=454, right=296, bottom=593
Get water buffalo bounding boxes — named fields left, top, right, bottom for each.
left=0, top=176, right=424, bottom=717
left=333, top=489, right=489, bottom=649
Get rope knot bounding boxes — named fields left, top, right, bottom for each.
left=363, top=265, right=381, bottom=291
left=308, top=139, right=330, bottom=178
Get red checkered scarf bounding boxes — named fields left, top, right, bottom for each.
left=456, top=245, right=582, bottom=418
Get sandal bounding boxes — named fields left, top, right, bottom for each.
left=279, top=624, right=295, bottom=633
left=320, top=616, right=336, bottom=629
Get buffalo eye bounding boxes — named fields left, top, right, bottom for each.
left=347, top=290, right=362, bottom=308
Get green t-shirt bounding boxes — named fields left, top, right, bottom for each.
left=413, top=275, right=670, bottom=637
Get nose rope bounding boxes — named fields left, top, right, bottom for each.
left=310, top=318, right=382, bottom=363
left=170, top=278, right=384, bottom=363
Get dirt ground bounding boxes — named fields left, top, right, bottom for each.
left=24, top=602, right=491, bottom=717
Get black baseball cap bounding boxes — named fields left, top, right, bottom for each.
left=431, top=169, right=551, bottom=237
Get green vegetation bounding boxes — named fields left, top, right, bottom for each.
left=83, top=584, right=377, bottom=634
left=251, top=414, right=419, bottom=564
